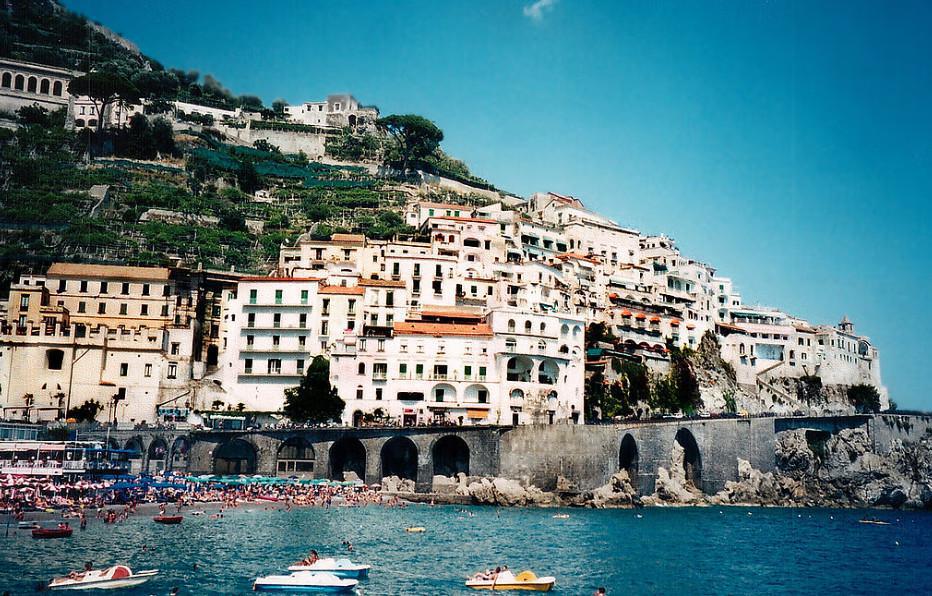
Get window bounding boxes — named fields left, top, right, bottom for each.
left=300, top=289, right=309, bottom=304
left=144, top=363, right=152, bottom=377
left=321, top=321, right=329, bottom=335
left=80, top=281, right=88, bottom=293
left=119, top=303, right=127, bottom=315
left=272, top=335, right=280, bottom=347
left=386, top=291, right=394, bottom=307
left=358, top=362, right=366, bottom=375
left=247, top=335, right=254, bottom=346
left=161, top=305, right=169, bottom=317
left=98, top=303, right=106, bottom=314
left=415, top=364, right=424, bottom=378
left=296, top=359, right=304, bottom=372
left=299, top=336, right=306, bottom=347
left=244, top=358, right=253, bottom=373
left=356, top=387, right=364, bottom=400
left=478, top=389, right=488, bottom=403
left=99, top=281, right=108, bottom=294
left=275, top=289, right=283, bottom=304
left=46, top=349, right=64, bottom=370
left=140, top=304, right=149, bottom=316
left=167, top=363, right=177, bottom=379
left=479, top=366, right=487, bottom=380
left=78, top=301, right=86, bottom=313
left=322, top=299, right=330, bottom=315
left=142, top=284, right=150, bottom=296
left=435, top=388, right=445, bottom=402
left=299, top=313, right=307, bottom=328
left=119, top=363, right=128, bottom=377
left=273, top=313, right=281, bottom=328
left=248, top=313, right=256, bottom=327
left=171, top=342, right=180, bottom=355
left=524, top=321, right=532, bottom=333
left=377, top=339, right=385, bottom=352
left=121, top=282, right=130, bottom=295
left=375, top=388, right=383, bottom=401
left=268, top=359, right=281, bottom=374
left=19, top=294, right=29, bottom=310
left=348, top=299, right=356, bottom=315
left=399, top=363, right=407, bottom=376
left=508, top=319, right=516, bottom=332
left=58, top=280, right=67, bottom=292
left=249, top=289, right=258, bottom=304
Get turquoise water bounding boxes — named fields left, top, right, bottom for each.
left=1, top=505, right=930, bottom=594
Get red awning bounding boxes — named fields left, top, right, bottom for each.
left=635, top=313, right=647, bottom=320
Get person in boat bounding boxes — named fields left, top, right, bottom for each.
left=301, top=550, right=319, bottom=566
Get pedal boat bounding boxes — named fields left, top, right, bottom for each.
left=288, top=557, right=370, bottom=579
left=32, top=526, right=73, bottom=539
left=153, top=514, right=184, bottom=524
left=253, top=571, right=358, bottom=593
left=48, top=565, right=158, bottom=590
left=465, top=570, right=556, bottom=591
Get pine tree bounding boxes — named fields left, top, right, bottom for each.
left=283, top=356, right=345, bottom=423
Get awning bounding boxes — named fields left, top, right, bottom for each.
left=649, top=316, right=661, bottom=323
left=621, top=310, right=632, bottom=317
left=635, top=313, right=646, bottom=320
left=671, top=319, right=681, bottom=326
left=466, top=409, right=488, bottom=419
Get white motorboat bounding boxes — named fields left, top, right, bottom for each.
left=288, top=557, right=371, bottom=579
left=48, top=565, right=158, bottom=591
left=253, top=571, right=358, bottom=593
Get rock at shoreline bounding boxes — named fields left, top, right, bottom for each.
left=580, top=470, right=639, bottom=508
left=381, top=475, right=415, bottom=494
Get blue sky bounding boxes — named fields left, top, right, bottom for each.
left=65, top=0, right=932, bottom=409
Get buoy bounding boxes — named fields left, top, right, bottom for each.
left=406, top=527, right=426, bottom=533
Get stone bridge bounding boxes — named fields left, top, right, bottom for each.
left=84, top=414, right=932, bottom=496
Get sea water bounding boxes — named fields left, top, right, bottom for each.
left=0, top=505, right=930, bottom=595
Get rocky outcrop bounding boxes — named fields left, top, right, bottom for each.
left=456, top=476, right=555, bottom=507
left=578, top=469, right=640, bottom=508
left=380, top=475, right=415, bottom=494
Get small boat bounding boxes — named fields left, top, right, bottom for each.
left=552, top=514, right=570, bottom=519
left=859, top=518, right=891, bottom=526
left=288, top=558, right=371, bottom=579
left=17, top=520, right=40, bottom=530
left=405, top=526, right=426, bottom=533
left=253, top=571, right=358, bottom=593
left=466, top=570, right=555, bottom=592
left=32, top=526, right=73, bottom=539
left=257, top=495, right=280, bottom=502
left=153, top=515, right=184, bottom=524
left=49, top=565, right=158, bottom=591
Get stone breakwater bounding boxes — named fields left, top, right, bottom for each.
left=412, top=426, right=932, bottom=510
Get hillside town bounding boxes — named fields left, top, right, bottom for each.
left=0, top=47, right=886, bottom=428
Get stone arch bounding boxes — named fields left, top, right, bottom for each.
left=674, top=428, right=702, bottom=488
left=147, top=438, right=168, bottom=473
left=53, top=80, right=63, bottom=96
left=432, top=435, right=470, bottom=477
left=213, top=438, right=258, bottom=475
left=14, top=74, right=24, bottom=90
left=1, top=72, right=10, bottom=88
left=27, top=76, right=37, bottom=93
left=506, top=356, right=533, bottom=382
left=170, top=436, right=190, bottom=470
left=329, top=437, right=366, bottom=481
left=40, top=78, right=50, bottom=94
left=124, top=437, right=143, bottom=460
left=431, top=383, right=456, bottom=403
left=537, top=358, right=559, bottom=384
left=75, top=118, right=85, bottom=128
left=380, top=436, right=418, bottom=481
left=464, top=383, right=490, bottom=404
left=277, top=436, right=315, bottom=476
left=619, top=433, right=639, bottom=490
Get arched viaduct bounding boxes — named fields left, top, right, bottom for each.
left=85, top=414, right=932, bottom=496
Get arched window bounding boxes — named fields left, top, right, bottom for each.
left=40, top=79, right=50, bottom=94
left=52, top=81, right=63, bottom=96
left=27, top=76, right=37, bottom=93
left=561, top=324, right=569, bottom=336
left=358, top=362, right=366, bottom=375
left=524, top=320, right=532, bottom=333
left=88, top=119, right=97, bottom=128
left=559, top=344, right=569, bottom=354
left=739, top=343, right=745, bottom=355
left=14, top=74, right=24, bottom=90
left=507, top=319, right=515, bottom=333
left=540, top=322, right=546, bottom=333
left=75, top=118, right=85, bottom=128
left=573, top=325, right=582, bottom=337
left=1, top=73, right=10, bottom=88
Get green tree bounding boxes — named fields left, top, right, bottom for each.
left=151, top=117, right=176, bottom=156
left=236, top=160, right=260, bottom=194
left=284, top=356, right=346, bottom=423
left=585, top=369, right=608, bottom=421
left=67, top=399, right=103, bottom=422
left=376, top=114, right=444, bottom=173
left=67, top=72, right=140, bottom=132
left=847, top=384, right=881, bottom=413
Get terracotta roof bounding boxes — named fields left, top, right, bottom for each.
left=330, top=233, right=366, bottom=244
left=671, top=319, right=681, bottom=326
left=47, top=263, right=170, bottom=281
left=318, top=285, right=365, bottom=295
left=393, top=321, right=493, bottom=337
left=358, top=278, right=407, bottom=288
left=239, top=276, right=322, bottom=282
left=716, top=322, right=747, bottom=333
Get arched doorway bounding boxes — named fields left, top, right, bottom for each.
left=278, top=437, right=315, bottom=477
left=380, top=436, right=418, bottom=481
left=206, top=345, right=219, bottom=366
left=213, top=439, right=257, bottom=475
left=170, top=437, right=190, bottom=471
left=506, top=356, right=533, bottom=382
left=352, top=410, right=364, bottom=428
left=348, top=114, right=357, bottom=127
left=147, top=438, right=168, bottom=473
left=124, top=437, right=144, bottom=475
left=674, top=428, right=702, bottom=489
left=432, top=435, right=470, bottom=477
left=619, top=433, right=639, bottom=490
left=329, top=437, right=366, bottom=481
